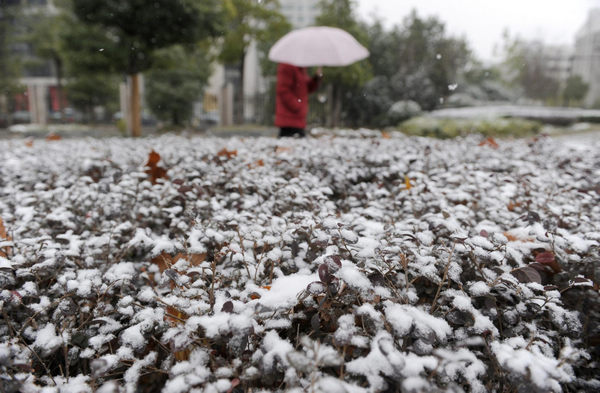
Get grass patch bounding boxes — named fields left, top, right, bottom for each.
left=399, top=117, right=542, bottom=138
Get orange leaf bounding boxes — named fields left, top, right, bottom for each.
left=25, top=139, right=34, bottom=147
left=146, top=150, right=161, bottom=167
left=152, top=252, right=173, bottom=273
left=0, top=217, right=11, bottom=258
left=217, top=148, right=237, bottom=160
left=404, top=175, right=412, bottom=190
left=503, top=232, right=533, bottom=242
left=45, top=133, right=62, bottom=141
left=0, top=218, right=7, bottom=240
left=261, top=285, right=271, bottom=290
left=247, top=159, right=265, bottom=169
left=144, top=150, right=168, bottom=184
left=381, top=131, right=391, bottom=139
left=535, top=251, right=561, bottom=273
left=249, top=292, right=261, bottom=300
left=507, top=201, right=522, bottom=211
left=478, top=137, right=499, bottom=149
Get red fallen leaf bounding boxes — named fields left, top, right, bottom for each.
left=479, top=229, right=489, bottom=238
left=535, top=251, right=561, bottom=273
left=478, top=136, right=499, bottom=149
left=146, top=150, right=161, bottom=167
left=0, top=217, right=11, bottom=258
left=507, top=201, right=522, bottom=211
left=249, top=292, right=261, bottom=300
left=217, top=148, right=237, bottom=159
left=247, top=159, right=265, bottom=169
left=144, top=150, right=168, bottom=184
left=45, top=133, right=62, bottom=141
left=503, top=231, right=533, bottom=242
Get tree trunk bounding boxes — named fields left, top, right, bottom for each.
left=130, top=73, right=142, bottom=137
left=237, top=55, right=246, bottom=124
left=54, top=57, right=64, bottom=117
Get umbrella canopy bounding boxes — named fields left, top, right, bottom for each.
left=268, top=26, right=369, bottom=67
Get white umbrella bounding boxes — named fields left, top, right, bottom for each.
left=268, top=26, right=369, bottom=67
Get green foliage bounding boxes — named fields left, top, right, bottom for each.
left=0, top=3, right=22, bottom=103
left=393, top=11, right=472, bottom=110
left=399, top=117, right=541, bottom=139
left=562, top=75, right=589, bottom=106
left=500, top=33, right=561, bottom=102
left=220, top=0, right=290, bottom=66
left=316, top=0, right=371, bottom=127
left=342, top=11, right=474, bottom=128
left=71, top=0, right=225, bottom=74
left=145, top=45, right=213, bottom=126
left=219, top=0, right=290, bottom=124
left=64, top=73, right=119, bottom=119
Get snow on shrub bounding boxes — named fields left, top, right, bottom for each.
left=0, top=131, right=598, bottom=392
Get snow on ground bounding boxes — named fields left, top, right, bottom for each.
left=0, top=131, right=599, bottom=392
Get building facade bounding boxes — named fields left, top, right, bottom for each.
left=279, top=0, right=320, bottom=28
left=1, top=0, right=64, bottom=125
left=572, top=8, right=600, bottom=107
left=205, top=0, right=321, bottom=126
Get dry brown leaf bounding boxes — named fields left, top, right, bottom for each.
left=507, top=201, right=522, bottom=211
left=478, top=137, right=499, bottom=149
left=0, top=217, right=11, bottom=258
left=247, top=159, right=265, bottom=169
left=217, top=148, right=238, bottom=160
left=146, top=150, right=161, bottom=167
left=25, top=140, right=34, bottom=147
left=381, top=131, right=391, bottom=139
left=172, top=252, right=206, bottom=267
left=46, top=133, right=62, bottom=141
left=503, top=231, right=533, bottom=242
left=144, top=150, right=168, bottom=184
left=151, top=252, right=173, bottom=273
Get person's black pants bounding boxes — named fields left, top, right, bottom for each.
left=279, top=127, right=306, bottom=138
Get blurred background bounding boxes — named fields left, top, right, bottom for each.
left=1, top=0, right=599, bottom=137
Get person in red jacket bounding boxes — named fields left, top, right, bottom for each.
left=275, top=63, right=323, bottom=137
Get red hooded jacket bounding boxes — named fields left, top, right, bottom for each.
left=275, top=63, right=322, bottom=129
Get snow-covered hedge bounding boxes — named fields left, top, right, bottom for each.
left=0, top=132, right=598, bottom=392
